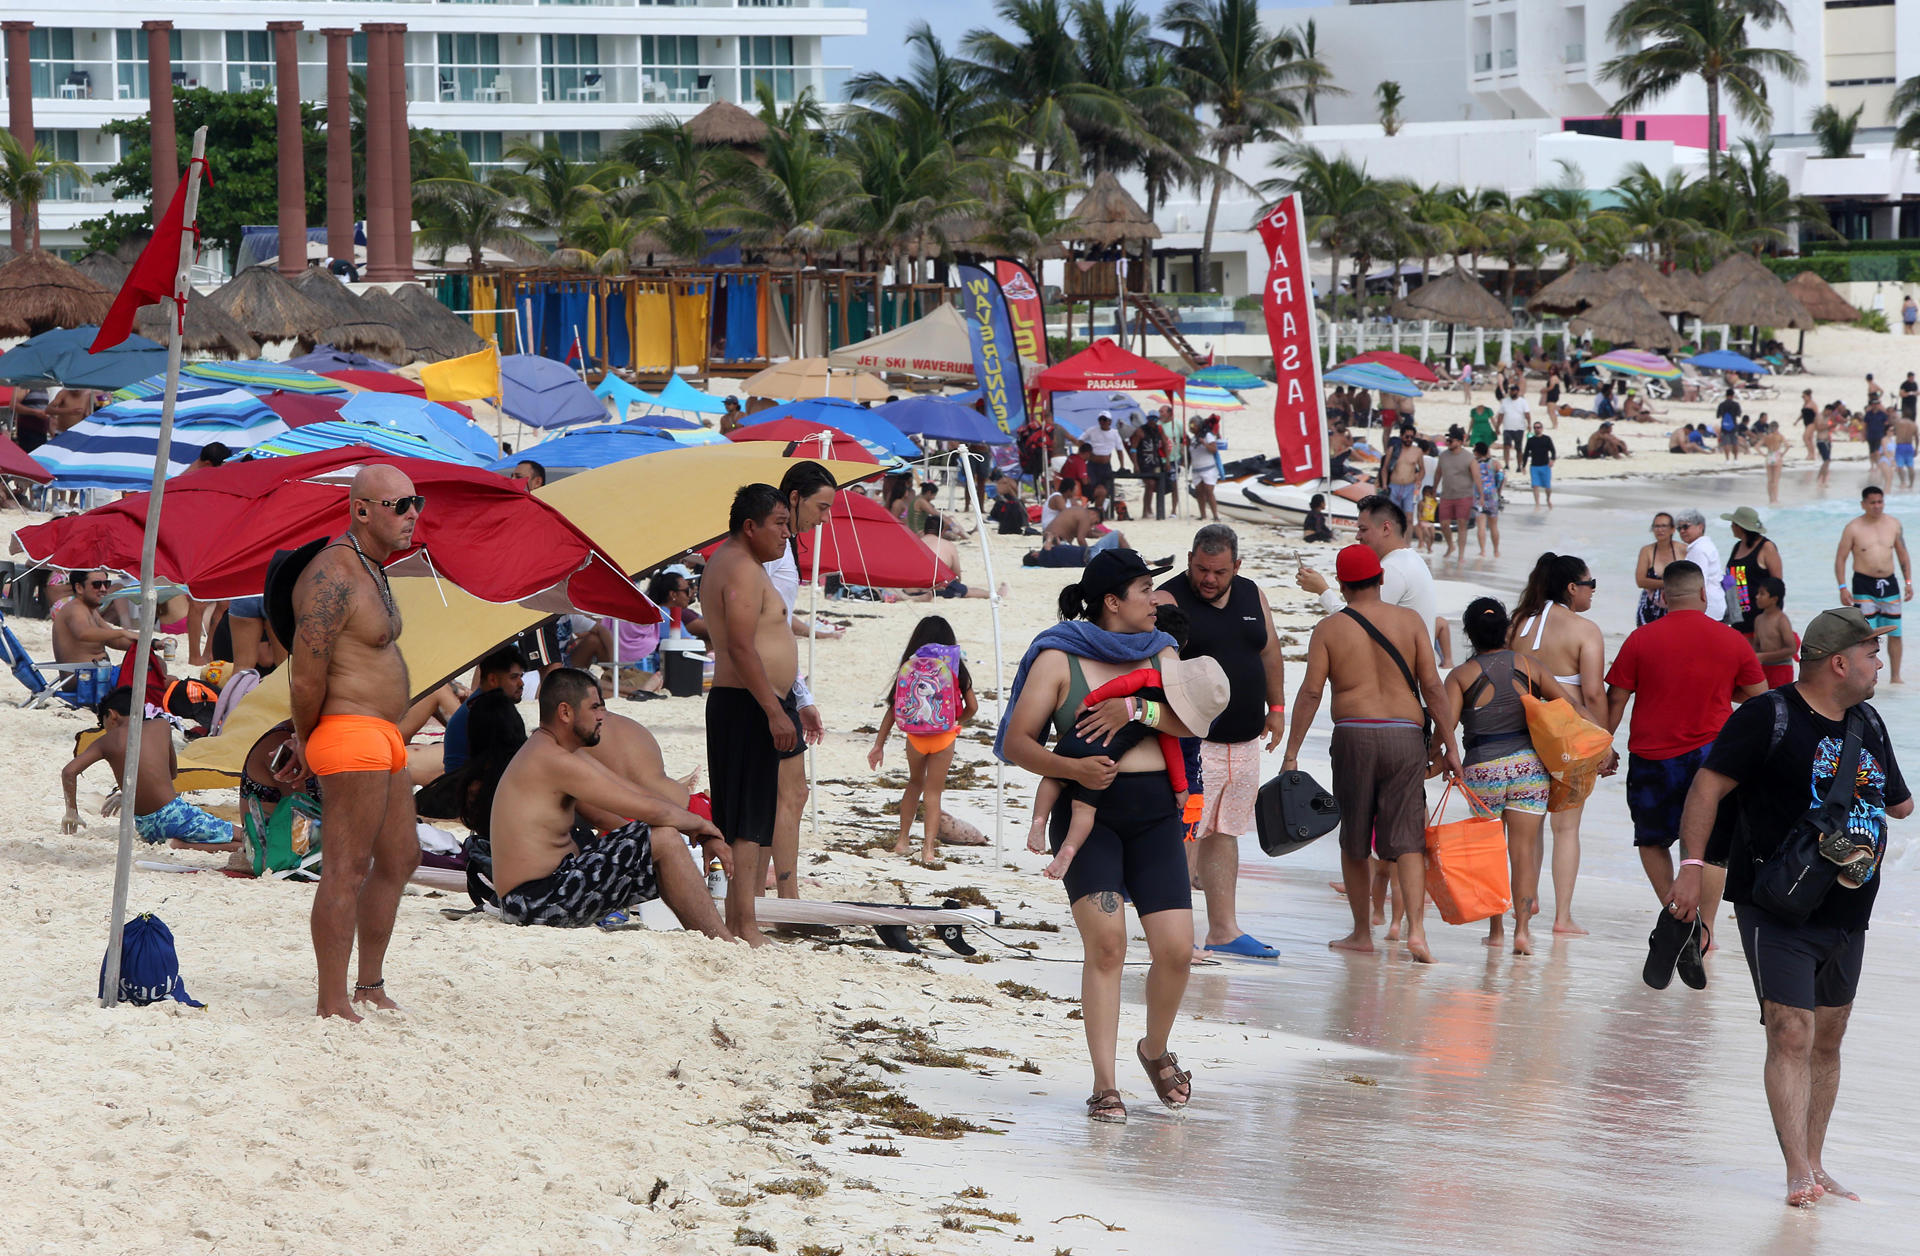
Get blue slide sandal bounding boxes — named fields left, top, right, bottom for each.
left=1204, top=933, right=1279, bottom=960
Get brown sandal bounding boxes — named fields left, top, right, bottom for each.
left=1136, top=1039, right=1192, bottom=1110
left=1085, top=1089, right=1128, bottom=1123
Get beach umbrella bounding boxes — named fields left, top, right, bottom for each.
left=0, top=250, right=113, bottom=338
left=1702, top=273, right=1815, bottom=332
left=655, top=373, right=729, bottom=416
left=12, top=447, right=658, bottom=619
left=245, top=420, right=488, bottom=466
left=1524, top=262, right=1618, bottom=316
left=205, top=265, right=335, bottom=344
left=1159, top=383, right=1246, bottom=413
left=741, top=397, right=920, bottom=458
left=1605, top=258, right=1689, bottom=315
left=1589, top=349, right=1681, bottom=380
left=1323, top=362, right=1421, bottom=397
left=284, top=345, right=397, bottom=374
left=876, top=395, right=1015, bottom=445
left=1186, top=363, right=1266, bottom=390
left=257, top=391, right=349, bottom=428
left=588, top=374, right=704, bottom=430
left=500, top=353, right=606, bottom=429
left=740, top=357, right=890, bottom=402
left=1783, top=271, right=1860, bottom=324
left=110, top=360, right=350, bottom=400
left=1685, top=349, right=1770, bottom=375
left=492, top=425, right=685, bottom=473
left=1339, top=350, right=1439, bottom=383
left=133, top=298, right=261, bottom=360
left=728, top=418, right=881, bottom=465
left=0, top=326, right=168, bottom=389
left=29, top=389, right=292, bottom=490
left=1703, top=251, right=1775, bottom=300
left=0, top=434, right=52, bottom=484
left=325, top=368, right=425, bottom=395
left=336, top=392, right=499, bottom=463
left=1388, top=268, right=1513, bottom=330
left=1568, top=290, right=1684, bottom=352
left=799, top=491, right=955, bottom=589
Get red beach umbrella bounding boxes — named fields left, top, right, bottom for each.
left=257, top=390, right=349, bottom=428
left=726, top=418, right=879, bottom=464
left=326, top=369, right=426, bottom=395
left=0, top=433, right=53, bottom=484
left=12, top=446, right=657, bottom=620
left=1339, top=350, right=1438, bottom=383
left=699, top=490, right=952, bottom=589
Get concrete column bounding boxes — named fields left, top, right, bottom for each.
left=386, top=24, right=413, bottom=280
left=269, top=21, right=305, bottom=276
left=321, top=28, right=355, bottom=267
left=361, top=23, right=397, bottom=281
left=143, top=21, right=178, bottom=221
left=5, top=21, right=36, bottom=252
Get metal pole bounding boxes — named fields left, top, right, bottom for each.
left=953, top=450, right=1006, bottom=864
left=102, top=126, right=208, bottom=1009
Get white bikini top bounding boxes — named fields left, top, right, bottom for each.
left=1522, top=603, right=1583, bottom=687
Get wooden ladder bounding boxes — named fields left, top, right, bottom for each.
left=1128, top=295, right=1204, bottom=369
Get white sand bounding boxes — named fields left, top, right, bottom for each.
left=0, top=322, right=1899, bottom=1251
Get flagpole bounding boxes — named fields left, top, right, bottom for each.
left=102, top=126, right=208, bottom=1009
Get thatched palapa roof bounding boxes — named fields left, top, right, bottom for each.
left=1390, top=268, right=1512, bottom=328
left=390, top=284, right=487, bottom=362
left=1703, top=251, right=1774, bottom=300
left=1569, top=289, right=1683, bottom=351
left=1068, top=172, right=1160, bottom=247
left=1605, top=258, right=1688, bottom=315
left=685, top=99, right=769, bottom=147
left=289, top=267, right=373, bottom=323
left=1783, top=270, right=1859, bottom=323
left=1665, top=268, right=1713, bottom=315
left=0, top=250, right=114, bottom=338
left=1525, top=263, right=1617, bottom=316
left=1703, top=272, right=1814, bottom=331
left=73, top=252, right=131, bottom=290
left=208, top=265, right=335, bottom=343
left=133, top=297, right=261, bottom=359
left=287, top=267, right=410, bottom=361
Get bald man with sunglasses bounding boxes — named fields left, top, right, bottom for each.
left=280, top=464, right=425, bottom=1021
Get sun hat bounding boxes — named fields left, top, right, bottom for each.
left=1157, top=655, right=1230, bottom=735
left=1335, top=544, right=1382, bottom=584
left=1720, top=506, right=1767, bottom=536
left=1800, top=607, right=1894, bottom=661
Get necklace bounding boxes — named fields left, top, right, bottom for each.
left=342, top=531, right=398, bottom=621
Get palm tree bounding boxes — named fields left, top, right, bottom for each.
left=847, top=24, right=1018, bottom=158
left=1068, top=0, right=1186, bottom=179
left=960, top=0, right=1132, bottom=172
left=492, top=138, right=629, bottom=245
left=973, top=169, right=1080, bottom=277
left=1281, top=20, right=1345, bottom=125
left=412, top=165, right=544, bottom=271
left=0, top=132, right=89, bottom=251
left=1260, top=144, right=1387, bottom=313
left=1594, top=162, right=1710, bottom=266
left=1893, top=75, right=1920, bottom=151
left=838, top=114, right=984, bottom=276
left=1599, top=0, right=1805, bottom=182
left=1165, top=0, right=1305, bottom=287
left=1133, top=46, right=1205, bottom=218
left=610, top=120, right=742, bottom=261
left=1710, top=137, right=1835, bottom=256
left=1809, top=102, right=1863, bottom=159
left=1376, top=81, right=1405, bottom=136
left=729, top=94, right=857, bottom=268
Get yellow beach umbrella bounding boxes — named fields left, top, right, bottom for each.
left=181, top=444, right=878, bottom=775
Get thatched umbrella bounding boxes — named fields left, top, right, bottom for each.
left=1067, top=171, right=1161, bottom=248
left=207, top=265, right=334, bottom=344
left=1702, top=272, right=1814, bottom=332
left=289, top=266, right=371, bottom=324
left=0, top=250, right=114, bottom=337
left=133, top=298, right=261, bottom=360
left=1666, top=268, right=1713, bottom=316
left=1569, top=289, right=1684, bottom=351
left=684, top=100, right=769, bottom=152
left=73, top=252, right=131, bottom=290
left=1703, top=251, right=1773, bottom=300
left=287, top=267, right=410, bottom=361
left=390, top=283, right=486, bottom=362
left=1784, top=270, right=1859, bottom=323
left=1605, top=258, right=1688, bottom=315
left=1525, top=262, right=1617, bottom=316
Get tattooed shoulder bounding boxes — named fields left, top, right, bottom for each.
left=295, top=562, right=353, bottom=655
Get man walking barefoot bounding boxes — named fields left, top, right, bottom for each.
left=1668, top=609, right=1910, bottom=1207
left=282, top=465, right=424, bottom=1020
left=1835, top=485, right=1912, bottom=683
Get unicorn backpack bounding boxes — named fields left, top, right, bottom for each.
left=892, top=644, right=962, bottom=737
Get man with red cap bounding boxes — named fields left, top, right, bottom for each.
left=1282, top=544, right=1461, bottom=963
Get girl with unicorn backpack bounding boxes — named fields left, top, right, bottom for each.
left=869, top=615, right=978, bottom=865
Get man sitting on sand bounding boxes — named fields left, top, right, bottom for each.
left=53, top=570, right=139, bottom=665
left=1585, top=422, right=1630, bottom=459
left=61, top=687, right=237, bottom=851
left=489, top=667, right=733, bottom=934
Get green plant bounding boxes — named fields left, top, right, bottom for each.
left=1048, top=335, right=1089, bottom=359
left=1857, top=309, right=1891, bottom=334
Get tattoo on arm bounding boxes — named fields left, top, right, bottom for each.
left=1094, top=890, right=1122, bottom=915
left=296, top=568, right=352, bottom=661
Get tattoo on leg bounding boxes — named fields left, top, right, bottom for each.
left=777, top=871, right=792, bottom=882
left=1095, top=890, right=1122, bottom=915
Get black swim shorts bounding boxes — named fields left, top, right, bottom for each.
left=706, top=685, right=804, bottom=848
left=1733, top=903, right=1866, bottom=1020
left=1627, top=745, right=1716, bottom=852
left=500, top=821, right=659, bottom=927
left=1047, top=771, right=1190, bottom=917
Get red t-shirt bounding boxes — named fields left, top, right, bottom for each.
left=1605, top=609, right=1766, bottom=758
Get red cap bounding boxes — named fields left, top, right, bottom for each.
left=1335, top=544, right=1382, bottom=584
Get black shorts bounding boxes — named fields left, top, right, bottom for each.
left=1734, top=902, right=1865, bottom=1019
left=706, top=685, right=803, bottom=847
left=500, top=821, right=659, bottom=926
left=1817, top=440, right=1832, bottom=464
left=1502, top=429, right=1525, bottom=451
left=1047, top=771, right=1190, bottom=917
left=1087, top=461, right=1115, bottom=492
left=936, top=580, right=970, bottom=599
left=1626, top=745, right=1714, bottom=851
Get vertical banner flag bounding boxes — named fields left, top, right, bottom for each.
left=1256, top=194, right=1328, bottom=484
left=955, top=263, right=1028, bottom=436
left=991, top=258, right=1048, bottom=367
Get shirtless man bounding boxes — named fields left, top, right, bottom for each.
left=1282, top=544, right=1460, bottom=963
left=491, top=668, right=731, bottom=935
left=61, top=686, right=238, bottom=852
left=53, top=570, right=138, bottom=664
left=912, top=514, right=1008, bottom=602
left=1042, top=480, right=1101, bottom=547
left=281, top=464, right=423, bottom=1020
left=1385, top=424, right=1425, bottom=520
left=701, top=483, right=800, bottom=946
left=1892, top=412, right=1917, bottom=490
left=1836, top=484, right=1912, bottom=683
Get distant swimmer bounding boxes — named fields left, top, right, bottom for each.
left=1834, top=485, right=1911, bottom=683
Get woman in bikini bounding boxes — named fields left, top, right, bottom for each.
left=1759, top=419, right=1790, bottom=504
left=997, top=549, right=1202, bottom=1125
left=1508, top=552, right=1607, bottom=937
left=1633, top=512, right=1685, bottom=627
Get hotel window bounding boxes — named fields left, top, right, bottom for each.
left=541, top=34, right=601, bottom=102
left=32, top=129, right=83, bottom=200
left=458, top=131, right=505, bottom=175
left=740, top=36, right=795, bottom=104
left=640, top=35, right=701, bottom=98
left=437, top=33, right=503, bottom=102
left=549, top=132, right=603, bottom=162
left=28, top=28, right=76, bottom=99
left=113, top=28, right=184, bottom=100
left=225, top=31, right=274, bottom=94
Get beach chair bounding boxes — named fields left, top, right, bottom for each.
left=0, top=611, right=115, bottom=710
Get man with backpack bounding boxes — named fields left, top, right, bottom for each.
left=1667, top=608, right=1911, bottom=1208
left=1718, top=389, right=1743, bottom=462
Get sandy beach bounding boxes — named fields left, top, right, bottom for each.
left=3, top=321, right=1917, bottom=1253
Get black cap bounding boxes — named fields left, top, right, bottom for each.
left=1078, top=548, right=1172, bottom=607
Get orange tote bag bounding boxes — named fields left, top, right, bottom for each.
left=1521, top=694, right=1613, bottom=814
left=1424, top=783, right=1512, bottom=926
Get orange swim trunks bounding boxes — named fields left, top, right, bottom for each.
left=905, top=729, right=960, bottom=756
left=305, top=714, right=408, bottom=776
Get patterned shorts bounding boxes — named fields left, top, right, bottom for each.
left=1196, top=739, right=1262, bottom=838
left=135, top=795, right=235, bottom=845
left=500, top=821, right=660, bottom=927
left=1463, top=749, right=1550, bottom=817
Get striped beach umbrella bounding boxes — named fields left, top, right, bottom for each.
left=31, top=389, right=290, bottom=489
left=1588, top=349, right=1680, bottom=380
left=1186, top=364, right=1266, bottom=391
left=111, top=359, right=350, bottom=400
left=246, top=422, right=488, bottom=465
left=1154, top=383, right=1246, bottom=413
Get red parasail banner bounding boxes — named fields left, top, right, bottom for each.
left=1255, top=194, right=1328, bottom=484
left=991, top=258, right=1048, bottom=367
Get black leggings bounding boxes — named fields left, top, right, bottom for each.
left=1048, top=772, right=1189, bottom=916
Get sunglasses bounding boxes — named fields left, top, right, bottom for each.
left=86, top=579, right=113, bottom=590
left=372, top=496, right=426, bottom=516
left=1573, top=578, right=1598, bottom=590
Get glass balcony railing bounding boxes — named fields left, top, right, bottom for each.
left=1473, top=51, right=1493, bottom=73
left=44, top=163, right=125, bottom=205
left=1563, top=42, right=1585, bottom=65
left=1497, top=48, right=1517, bottom=70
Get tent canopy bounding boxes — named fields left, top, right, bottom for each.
left=829, top=305, right=980, bottom=383
left=1032, top=338, right=1185, bottom=396
left=656, top=374, right=729, bottom=415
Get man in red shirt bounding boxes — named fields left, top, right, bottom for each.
left=1605, top=560, right=1768, bottom=932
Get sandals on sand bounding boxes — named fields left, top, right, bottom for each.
left=1136, top=1039, right=1192, bottom=1110
left=1086, top=1090, right=1128, bottom=1123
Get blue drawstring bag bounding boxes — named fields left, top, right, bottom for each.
left=99, top=913, right=205, bottom=1008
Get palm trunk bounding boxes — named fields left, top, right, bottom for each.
left=1327, top=234, right=1342, bottom=319
left=1199, top=145, right=1229, bottom=294
left=1706, top=75, right=1721, bottom=183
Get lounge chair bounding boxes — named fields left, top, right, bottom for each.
left=0, top=611, right=116, bottom=710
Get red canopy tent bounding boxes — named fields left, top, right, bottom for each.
left=725, top=418, right=878, bottom=465
left=13, top=447, right=655, bottom=620
left=1338, top=350, right=1437, bottom=384
left=1031, top=337, right=1186, bottom=396
left=701, top=489, right=952, bottom=589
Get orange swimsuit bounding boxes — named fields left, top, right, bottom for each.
left=305, top=713, right=408, bottom=775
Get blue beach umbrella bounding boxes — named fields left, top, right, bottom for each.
left=31, top=388, right=291, bottom=489
left=246, top=420, right=488, bottom=465
left=499, top=353, right=606, bottom=429
left=0, top=327, right=169, bottom=389
left=592, top=374, right=700, bottom=429
left=490, top=423, right=691, bottom=473
left=1322, top=362, right=1420, bottom=397
left=337, top=392, right=498, bottom=463
left=1187, top=363, right=1266, bottom=391
left=742, top=397, right=920, bottom=458
left=112, top=359, right=350, bottom=400
left=875, top=395, right=1014, bottom=445
left=1685, top=349, right=1770, bottom=375
left=655, top=374, right=729, bottom=416
left=283, top=346, right=397, bottom=374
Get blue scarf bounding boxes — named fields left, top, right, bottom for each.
left=993, top=621, right=1175, bottom=762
